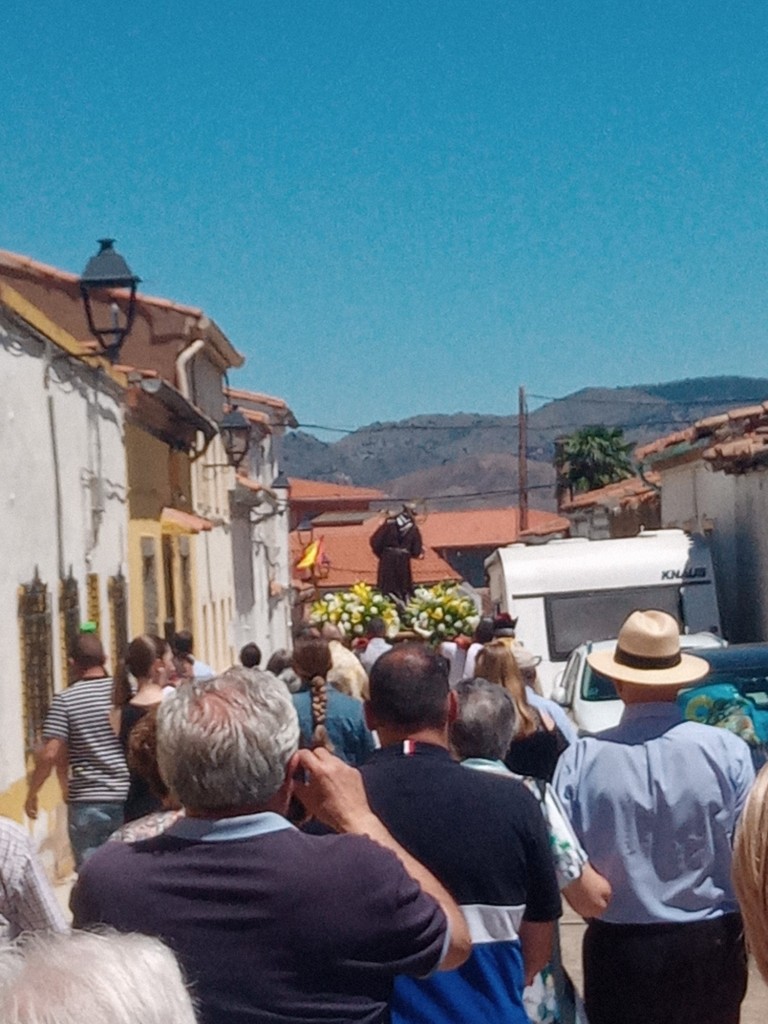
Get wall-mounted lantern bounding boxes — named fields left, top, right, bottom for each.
left=219, top=406, right=252, bottom=469
left=79, top=239, right=140, bottom=363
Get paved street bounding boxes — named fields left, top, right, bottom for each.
left=560, top=904, right=768, bottom=1023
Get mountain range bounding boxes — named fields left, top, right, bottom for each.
left=282, top=377, right=768, bottom=512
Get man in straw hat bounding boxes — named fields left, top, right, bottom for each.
left=554, top=609, right=754, bottom=1024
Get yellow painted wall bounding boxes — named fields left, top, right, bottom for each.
left=125, top=423, right=199, bottom=638
left=126, top=424, right=173, bottom=520
left=127, top=519, right=164, bottom=636
left=0, top=774, right=73, bottom=880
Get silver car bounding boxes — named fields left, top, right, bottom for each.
left=553, top=632, right=727, bottom=735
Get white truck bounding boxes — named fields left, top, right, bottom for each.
left=484, top=529, right=721, bottom=697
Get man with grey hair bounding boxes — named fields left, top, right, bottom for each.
left=451, top=678, right=611, bottom=1024
left=451, top=677, right=610, bottom=918
left=72, top=667, right=469, bottom=1024
left=0, top=929, right=197, bottom=1024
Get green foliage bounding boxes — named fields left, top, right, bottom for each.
left=557, top=425, right=634, bottom=493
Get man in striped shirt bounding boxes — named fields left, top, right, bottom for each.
left=25, top=635, right=129, bottom=869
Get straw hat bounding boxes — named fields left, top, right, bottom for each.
left=586, top=610, right=710, bottom=687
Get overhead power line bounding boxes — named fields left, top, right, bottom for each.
left=293, top=414, right=715, bottom=437
left=293, top=394, right=768, bottom=438
left=372, top=482, right=556, bottom=503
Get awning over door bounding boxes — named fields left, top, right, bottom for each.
left=160, top=507, right=213, bottom=535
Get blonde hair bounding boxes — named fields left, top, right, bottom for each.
left=733, top=763, right=768, bottom=983
left=474, top=640, right=538, bottom=736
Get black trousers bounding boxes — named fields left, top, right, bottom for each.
left=583, top=913, right=748, bottom=1024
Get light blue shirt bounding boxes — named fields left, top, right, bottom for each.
left=169, top=811, right=294, bottom=842
left=554, top=701, right=754, bottom=925
left=526, top=688, right=578, bottom=745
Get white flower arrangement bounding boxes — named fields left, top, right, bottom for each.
left=401, top=583, right=480, bottom=642
left=310, top=582, right=401, bottom=638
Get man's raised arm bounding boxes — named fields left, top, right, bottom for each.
left=292, top=746, right=471, bottom=972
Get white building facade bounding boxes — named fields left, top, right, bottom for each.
left=642, top=404, right=768, bottom=643
left=0, top=288, right=129, bottom=872
left=226, top=389, right=296, bottom=663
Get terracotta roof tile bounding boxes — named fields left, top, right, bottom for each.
left=0, top=247, right=244, bottom=370
left=705, top=436, right=768, bottom=463
left=638, top=397, right=768, bottom=474
left=160, top=507, right=213, bottom=534
left=225, top=387, right=287, bottom=410
left=240, top=408, right=271, bottom=427
left=0, top=249, right=206, bottom=318
left=561, top=474, right=660, bottom=511
left=419, top=507, right=568, bottom=548
left=695, top=414, right=729, bottom=432
left=223, top=386, right=297, bottom=427
left=727, top=405, right=765, bottom=421
left=290, top=520, right=458, bottom=589
left=288, top=478, right=388, bottom=500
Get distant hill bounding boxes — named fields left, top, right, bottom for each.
left=283, top=376, right=768, bottom=511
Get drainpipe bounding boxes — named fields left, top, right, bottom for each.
left=175, top=337, right=214, bottom=654
left=175, top=338, right=205, bottom=401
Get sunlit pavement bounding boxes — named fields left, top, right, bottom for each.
left=559, top=903, right=768, bottom=1024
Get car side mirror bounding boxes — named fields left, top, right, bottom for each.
left=552, top=670, right=568, bottom=707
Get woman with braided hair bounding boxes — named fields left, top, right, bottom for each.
left=291, top=636, right=376, bottom=766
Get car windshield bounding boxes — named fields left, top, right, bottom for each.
left=581, top=648, right=768, bottom=705
left=581, top=664, right=618, bottom=702
left=700, top=665, right=768, bottom=707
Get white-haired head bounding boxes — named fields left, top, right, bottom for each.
left=451, top=677, right=519, bottom=761
left=157, top=667, right=300, bottom=813
left=0, top=929, right=197, bottom=1024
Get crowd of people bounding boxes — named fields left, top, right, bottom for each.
left=2, top=608, right=768, bottom=1023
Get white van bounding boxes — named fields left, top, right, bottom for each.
left=484, top=530, right=721, bottom=697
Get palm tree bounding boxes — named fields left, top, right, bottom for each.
left=555, top=426, right=634, bottom=497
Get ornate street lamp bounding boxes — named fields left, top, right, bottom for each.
left=219, top=406, right=252, bottom=469
left=79, top=239, right=140, bottom=363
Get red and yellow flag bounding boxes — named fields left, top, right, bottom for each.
left=296, top=536, right=324, bottom=571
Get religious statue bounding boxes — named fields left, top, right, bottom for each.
left=370, top=507, right=423, bottom=601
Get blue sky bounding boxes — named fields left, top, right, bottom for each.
left=2, top=1, right=768, bottom=433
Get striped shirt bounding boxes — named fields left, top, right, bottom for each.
left=0, top=816, right=67, bottom=937
left=43, top=677, right=129, bottom=803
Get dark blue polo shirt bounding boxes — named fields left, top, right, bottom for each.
left=72, top=812, right=447, bottom=1024
left=361, top=742, right=561, bottom=1024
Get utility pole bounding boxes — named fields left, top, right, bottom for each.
left=518, top=385, right=529, bottom=533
